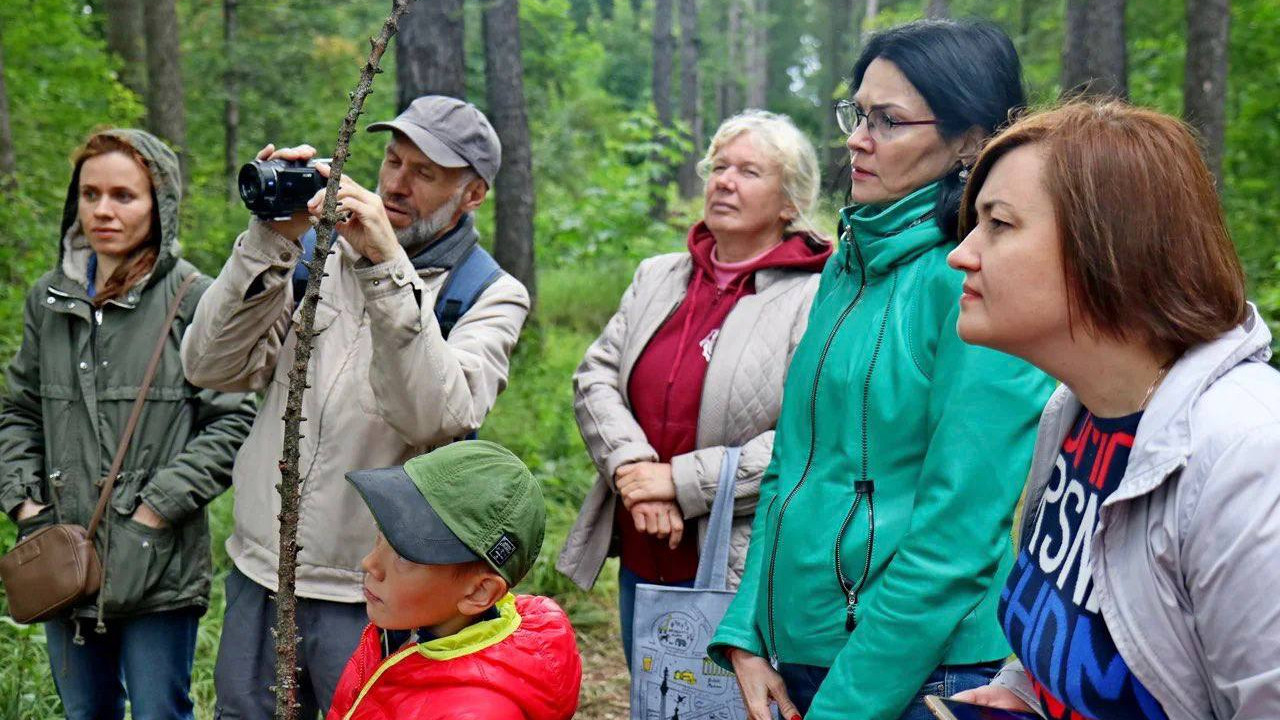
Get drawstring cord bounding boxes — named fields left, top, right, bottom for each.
left=94, top=517, right=112, bottom=635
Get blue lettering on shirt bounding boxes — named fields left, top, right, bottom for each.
left=998, top=409, right=1167, bottom=720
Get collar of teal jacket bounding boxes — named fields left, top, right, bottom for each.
left=838, top=181, right=946, bottom=278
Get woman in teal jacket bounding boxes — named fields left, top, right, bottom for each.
left=709, top=21, right=1055, bottom=720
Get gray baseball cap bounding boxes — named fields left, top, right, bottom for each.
left=367, top=96, right=501, bottom=187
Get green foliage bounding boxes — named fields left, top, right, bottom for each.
left=1, top=0, right=1279, bottom=715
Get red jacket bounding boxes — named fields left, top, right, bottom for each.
left=326, top=594, right=581, bottom=720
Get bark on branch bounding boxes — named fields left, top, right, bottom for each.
left=272, top=2, right=414, bottom=718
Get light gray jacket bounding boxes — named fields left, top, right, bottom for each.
left=993, top=306, right=1280, bottom=719
left=557, top=251, right=821, bottom=591
left=182, top=220, right=529, bottom=602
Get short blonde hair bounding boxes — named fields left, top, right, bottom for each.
left=697, top=110, right=822, bottom=237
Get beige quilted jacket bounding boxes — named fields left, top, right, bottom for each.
left=557, top=251, right=821, bottom=591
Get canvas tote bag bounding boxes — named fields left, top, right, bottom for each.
left=630, top=447, right=774, bottom=720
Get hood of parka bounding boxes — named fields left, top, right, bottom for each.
left=58, top=128, right=183, bottom=288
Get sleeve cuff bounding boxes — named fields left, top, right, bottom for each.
left=603, top=442, right=659, bottom=489
left=242, top=219, right=304, bottom=267
left=991, top=660, right=1044, bottom=716
left=138, top=483, right=185, bottom=525
left=672, top=449, right=716, bottom=519
left=353, top=250, right=420, bottom=302
left=707, top=629, right=767, bottom=673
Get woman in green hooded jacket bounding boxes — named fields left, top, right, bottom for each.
left=709, top=21, right=1055, bottom=720
left=0, top=129, right=255, bottom=719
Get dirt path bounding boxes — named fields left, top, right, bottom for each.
left=575, top=620, right=632, bottom=719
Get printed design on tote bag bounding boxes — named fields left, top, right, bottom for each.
left=633, top=606, right=742, bottom=719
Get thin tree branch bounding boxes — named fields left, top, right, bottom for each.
left=272, top=2, right=414, bottom=718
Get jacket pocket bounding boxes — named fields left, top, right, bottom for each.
left=100, top=468, right=182, bottom=612
left=833, top=480, right=876, bottom=632
left=100, top=516, right=180, bottom=613
left=14, top=506, right=58, bottom=540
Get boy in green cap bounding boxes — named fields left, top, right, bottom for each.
left=326, top=440, right=582, bottom=720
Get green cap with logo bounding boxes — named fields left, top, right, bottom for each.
left=345, top=440, right=545, bottom=588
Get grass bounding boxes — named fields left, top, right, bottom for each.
left=0, top=263, right=636, bottom=719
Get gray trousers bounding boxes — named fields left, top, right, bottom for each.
left=214, top=567, right=368, bottom=719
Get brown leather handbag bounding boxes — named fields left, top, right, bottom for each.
left=0, top=273, right=199, bottom=624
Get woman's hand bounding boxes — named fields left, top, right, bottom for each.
left=629, top=500, right=684, bottom=549
left=15, top=499, right=48, bottom=522
left=951, top=686, right=1035, bottom=713
left=616, top=462, right=676, bottom=510
left=131, top=503, right=169, bottom=530
left=726, top=647, right=802, bottom=720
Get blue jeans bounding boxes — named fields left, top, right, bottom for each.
left=777, top=660, right=1002, bottom=720
left=617, top=565, right=696, bottom=672
left=45, top=608, right=201, bottom=720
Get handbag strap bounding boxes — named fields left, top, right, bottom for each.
left=85, top=273, right=200, bottom=539
left=693, top=446, right=742, bottom=591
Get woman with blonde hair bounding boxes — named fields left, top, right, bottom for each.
left=558, top=110, right=831, bottom=667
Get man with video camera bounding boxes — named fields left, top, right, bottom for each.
left=181, top=96, right=530, bottom=718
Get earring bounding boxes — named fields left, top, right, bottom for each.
left=958, top=165, right=971, bottom=181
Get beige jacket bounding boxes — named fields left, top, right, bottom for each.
left=182, top=221, right=529, bottom=602
left=557, top=251, right=820, bottom=591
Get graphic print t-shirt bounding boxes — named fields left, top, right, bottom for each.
left=998, top=409, right=1168, bottom=720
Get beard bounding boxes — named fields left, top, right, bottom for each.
left=388, top=189, right=466, bottom=255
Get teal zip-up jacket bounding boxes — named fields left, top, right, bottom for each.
left=709, top=183, right=1055, bottom=719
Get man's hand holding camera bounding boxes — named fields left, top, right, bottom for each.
left=255, top=143, right=401, bottom=266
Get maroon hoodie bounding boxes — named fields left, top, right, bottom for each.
left=618, top=222, right=831, bottom=583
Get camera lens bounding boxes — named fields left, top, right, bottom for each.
left=237, top=163, right=265, bottom=204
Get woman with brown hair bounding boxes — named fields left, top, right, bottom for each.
left=0, top=129, right=254, bottom=719
left=946, top=101, right=1280, bottom=719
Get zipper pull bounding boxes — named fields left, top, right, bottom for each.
left=845, top=594, right=858, bottom=632
left=855, top=480, right=874, bottom=495
left=94, top=308, right=103, bottom=326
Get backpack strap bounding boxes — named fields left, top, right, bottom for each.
left=294, top=231, right=505, bottom=340
left=434, top=244, right=504, bottom=340
left=291, top=228, right=319, bottom=304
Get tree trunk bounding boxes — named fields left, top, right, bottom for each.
left=104, top=0, right=147, bottom=97
left=0, top=36, right=15, bottom=190
left=718, top=0, right=742, bottom=121
left=676, top=0, right=702, bottom=198
left=224, top=0, right=239, bottom=203
left=143, top=0, right=187, bottom=179
left=396, top=0, right=465, bottom=107
left=1019, top=0, right=1034, bottom=56
left=484, top=0, right=537, bottom=302
left=863, top=0, right=879, bottom=39
left=1061, top=0, right=1128, bottom=99
left=744, top=0, right=767, bottom=108
left=1184, top=0, right=1230, bottom=186
left=926, top=0, right=950, bottom=18
left=822, top=0, right=855, bottom=174
left=651, top=0, right=675, bottom=218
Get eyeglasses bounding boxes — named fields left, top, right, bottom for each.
left=835, top=99, right=938, bottom=142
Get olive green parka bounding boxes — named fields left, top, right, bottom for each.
left=0, top=129, right=255, bottom=620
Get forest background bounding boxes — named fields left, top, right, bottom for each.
left=0, top=0, right=1275, bottom=717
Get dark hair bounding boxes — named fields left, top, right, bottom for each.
left=852, top=20, right=1025, bottom=239
left=959, top=101, right=1247, bottom=356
